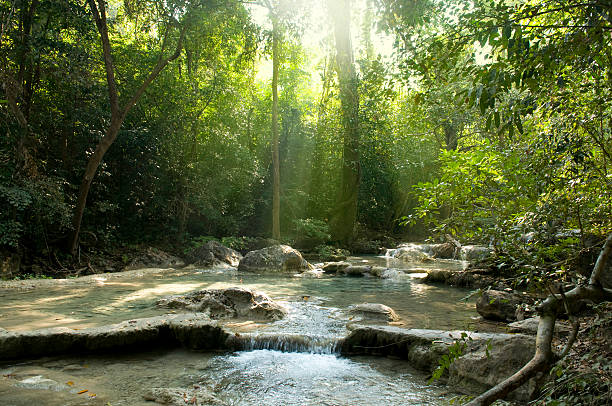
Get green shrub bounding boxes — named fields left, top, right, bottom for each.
left=293, top=218, right=331, bottom=246
left=0, top=178, right=71, bottom=250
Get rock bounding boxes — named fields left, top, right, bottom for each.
left=0, top=314, right=230, bottom=361
left=348, top=303, right=400, bottom=322
left=144, top=387, right=224, bottom=405
left=430, top=243, right=457, bottom=259
left=476, top=289, right=534, bottom=322
left=508, top=317, right=572, bottom=336
left=341, top=325, right=536, bottom=401
left=237, top=245, right=312, bottom=273
left=380, top=269, right=406, bottom=279
left=422, top=269, right=498, bottom=289
left=184, top=240, right=242, bottom=268
left=296, top=269, right=324, bottom=278
left=157, top=287, right=287, bottom=321
left=127, top=247, right=185, bottom=270
left=459, top=245, right=492, bottom=262
left=448, top=332, right=537, bottom=401
left=321, top=261, right=351, bottom=274
left=367, top=266, right=388, bottom=277
left=340, top=265, right=372, bottom=276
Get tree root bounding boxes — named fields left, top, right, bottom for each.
left=466, top=233, right=612, bottom=406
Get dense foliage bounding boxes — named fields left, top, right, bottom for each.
left=1, top=0, right=609, bottom=281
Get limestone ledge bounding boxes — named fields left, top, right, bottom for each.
left=0, top=313, right=229, bottom=361
left=341, top=325, right=536, bottom=401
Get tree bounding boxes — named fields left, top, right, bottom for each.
left=468, top=233, right=612, bottom=406
left=68, top=0, right=201, bottom=254
left=328, top=0, right=360, bottom=243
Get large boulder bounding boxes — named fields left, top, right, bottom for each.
left=341, top=325, right=536, bottom=401
left=476, top=289, right=535, bottom=322
left=127, top=247, right=185, bottom=270
left=448, top=332, right=537, bottom=401
left=348, top=303, right=400, bottom=323
left=237, top=245, right=312, bottom=273
left=184, top=240, right=242, bottom=268
left=157, top=287, right=287, bottom=321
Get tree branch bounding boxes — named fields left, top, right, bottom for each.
left=122, top=22, right=187, bottom=120
left=467, top=233, right=612, bottom=406
left=87, top=0, right=119, bottom=115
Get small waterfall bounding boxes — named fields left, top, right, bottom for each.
left=234, top=333, right=341, bottom=355
left=384, top=248, right=397, bottom=258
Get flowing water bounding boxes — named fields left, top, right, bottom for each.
left=0, top=255, right=475, bottom=405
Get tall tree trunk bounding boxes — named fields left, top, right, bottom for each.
left=271, top=15, right=281, bottom=240
left=329, top=0, right=360, bottom=243
left=68, top=0, right=186, bottom=255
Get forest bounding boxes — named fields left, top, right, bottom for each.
left=0, top=0, right=611, bottom=405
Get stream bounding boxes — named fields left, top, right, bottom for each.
left=0, top=255, right=477, bottom=405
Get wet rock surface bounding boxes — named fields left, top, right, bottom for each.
left=184, top=241, right=242, bottom=268
left=0, top=314, right=230, bottom=361
left=341, top=325, right=536, bottom=401
left=156, top=287, right=287, bottom=321
left=238, top=245, right=312, bottom=273
left=476, top=289, right=535, bottom=322
left=348, top=303, right=400, bottom=323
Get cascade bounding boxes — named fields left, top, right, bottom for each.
left=236, top=332, right=342, bottom=354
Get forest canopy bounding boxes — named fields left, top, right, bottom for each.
left=0, top=0, right=610, bottom=277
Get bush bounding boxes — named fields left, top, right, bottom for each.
left=0, top=178, right=71, bottom=250
left=293, top=218, right=331, bottom=248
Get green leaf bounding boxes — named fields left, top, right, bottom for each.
left=503, top=24, right=512, bottom=40
left=515, top=113, right=523, bottom=134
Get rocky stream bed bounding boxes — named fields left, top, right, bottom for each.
left=0, top=243, right=542, bottom=405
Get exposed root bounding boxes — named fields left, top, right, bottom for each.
left=466, top=233, right=612, bottom=406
